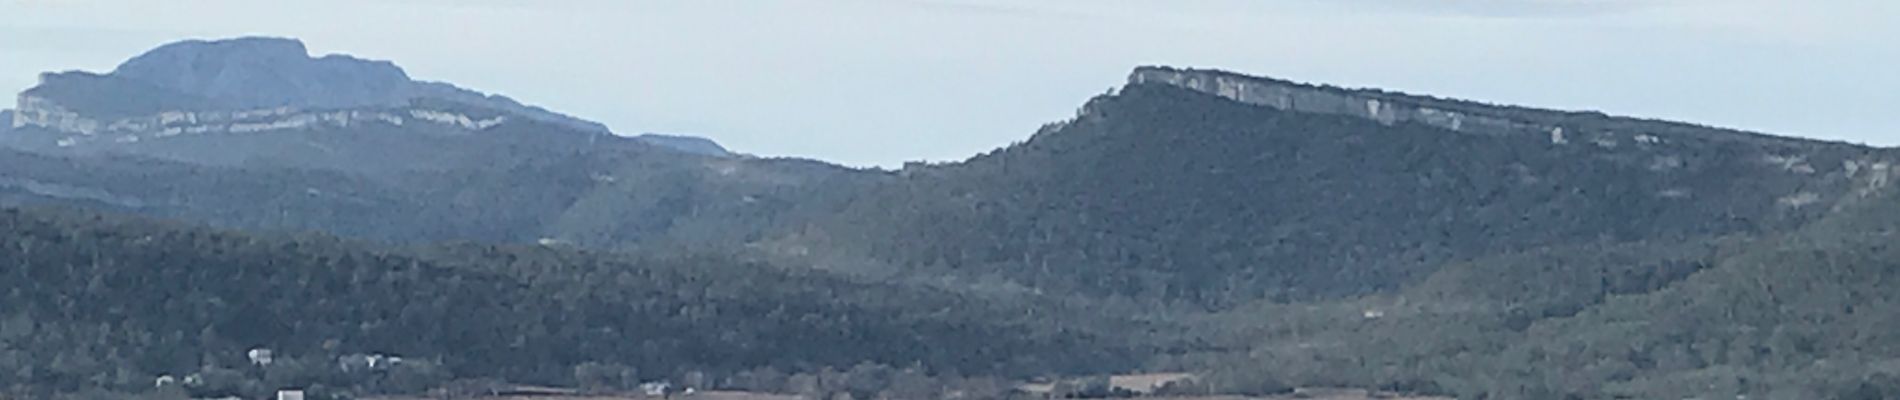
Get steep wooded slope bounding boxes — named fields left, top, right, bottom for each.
left=774, top=75, right=1879, bottom=305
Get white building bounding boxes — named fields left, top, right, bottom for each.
left=642, top=381, right=673, bottom=396
left=248, top=348, right=275, bottom=366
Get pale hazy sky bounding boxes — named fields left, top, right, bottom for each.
left=1, top=0, right=1896, bottom=167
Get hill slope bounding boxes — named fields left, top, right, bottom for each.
left=0, top=206, right=1136, bottom=399
left=768, top=69, right=1880, bottom=306
left=1189, top=177, right=1900, bottom=398
left=9, top=38, right=1900, bottom=399
left=0, top=37, right=847, bottom=251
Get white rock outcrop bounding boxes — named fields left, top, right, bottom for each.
left=12, top=94, right=508, bottom=148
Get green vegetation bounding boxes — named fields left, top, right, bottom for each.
left=785, top=83, right=1864, bottom=307
left=0, top=207, right=1135, bottom=399
left=1174, top=194, right=1900, bottom=398
left=10, top=55, right=1900, bottom=399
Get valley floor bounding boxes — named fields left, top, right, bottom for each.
left=364, top=391, right=802, bottom=400
left=362, top=388, right=1446, bottom=400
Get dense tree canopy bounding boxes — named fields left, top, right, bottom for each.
left=0, top=207, right=1136, bottom=399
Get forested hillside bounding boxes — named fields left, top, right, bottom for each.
left=774, top=80, right=1877, bottom=307
left=4, top=37, right=827, bottom=251
left=1175, top=187, right=1900, bottom=399
left=0, top=207, right=1137, bottom=399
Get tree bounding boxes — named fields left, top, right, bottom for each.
left=186, top=367, right=250, bottom=399
left=787, top=373, right=821, bottom=398
left=729, top=367, right=787, bottom=393
left=1151, top=379, right=1207, bottom=397
left=382, top=360, right=451, bottom=394
left=1052, top=376, right=1109, bottom=399
left=574, top=362, right=634, bottom=393
left=261, top=357, right=332, bottom=394
left=886, top=368, right=939, bottom=400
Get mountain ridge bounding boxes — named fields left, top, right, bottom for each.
left=4, top=37, right=756, bottom=167
left=637, top=133, right=737, bottom=157
left=1129, top=66, right=1864, bottom=150
left=764, top=71, right=1893, bottom=305
left=7, top=36, right=1900, bottom=399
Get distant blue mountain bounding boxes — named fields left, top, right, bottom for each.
left=112, top=37, right=414, bottom=110
left=37, top=36, right=608, bottom=133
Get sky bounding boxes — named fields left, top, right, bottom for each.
left=0, top=0, right=1896, bottom=167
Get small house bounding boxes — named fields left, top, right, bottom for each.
left=642, top=381, right=674, bottom=396
left=248, top=348, right=275, bottom=366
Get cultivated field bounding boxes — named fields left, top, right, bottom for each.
left=366, top=388, right=1447, bottom=400
left=364, top=390, right=804, bottom=400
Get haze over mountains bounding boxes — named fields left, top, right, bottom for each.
left=4, top=37, right=1900, bottom=399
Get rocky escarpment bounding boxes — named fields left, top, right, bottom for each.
left=1130, top=66, right=1835, bottom=151
left=111, top=37, right=415, bottom=110
left=10, top=68, right=510, bottom=145
left=1127, top=66, right=1900, bottom=209
left=12, top=95, right=508, bottom=148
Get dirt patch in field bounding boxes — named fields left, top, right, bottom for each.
left=1111, top=373, right=1198, bottom=393
left=1131, top=387, right=1451, bottom=400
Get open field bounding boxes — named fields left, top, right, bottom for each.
left=365, top=388, right=1448, bottom=400
left=1108, top=373, right=1197, bottom=393
left=364, top=391, right=804, bottom=400
left=1114, top=388, right=1450, bottom=400
left=1267, top=387, right=1453, bottom=399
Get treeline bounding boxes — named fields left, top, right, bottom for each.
left=78, top=356, right=1021, bottom=400
left=0, top=207, right=1137, bottom=399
